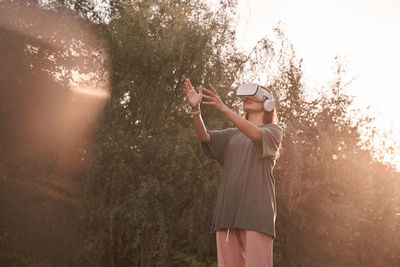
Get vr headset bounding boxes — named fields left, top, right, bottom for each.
left=236, top=83, right=275, bottom=112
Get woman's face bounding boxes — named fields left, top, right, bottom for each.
left=244, top=99, right=264, bottom=112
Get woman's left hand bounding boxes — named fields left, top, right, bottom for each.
left=201, top=84, right=229, bottom=112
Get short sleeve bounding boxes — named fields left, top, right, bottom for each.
left=201, top=128, right=235, bottom=165
left=259, top=124, right=283, bottom=158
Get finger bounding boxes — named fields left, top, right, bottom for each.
left=203, top=87, right=215, bottom=96
left=184, top=81, right=189, bottom=94
left=201, top=93, right=214, bottom=100
left=198, top=85, right=203, bottom=95
left=184, top=78, right=190, bottom=91
left=202, top=101, right=214, bottom=105
left=187, top=78, right=194, bottom=90
left=184, top=79, right=190, bottom=93
left=209, top=83, right=217, bottom=94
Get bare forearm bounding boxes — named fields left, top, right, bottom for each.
left=221, top=107, right=261, bottom=142
left=191, top=106, right=211, bottom=143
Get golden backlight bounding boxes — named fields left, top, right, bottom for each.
left=0, top=3, right=110, bottom=189
left=234, top=0, right=400, bottom=170
left=0, top=3, right=111, bottom=263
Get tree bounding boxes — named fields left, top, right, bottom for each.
left=2, top=0, right=399, bottom=266
left=242, top=26, right=400, bottom=266
left=76, top=0, right=245, bottom=266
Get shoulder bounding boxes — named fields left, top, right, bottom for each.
left=259, top=123, right=282, bottom=132
left=207, top=127, right=238, bottom=140
left=258, top=123, right=283, bottom=139
left=214, top=127, right=238, bottom=134
left=225, top=127, right=239, bottom=137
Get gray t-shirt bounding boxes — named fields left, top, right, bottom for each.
left=201, top=123, right=283, bottom=240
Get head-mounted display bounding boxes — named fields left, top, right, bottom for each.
left=236, top=84, right=273, bottom=102
left=236, top=83, right=275, bottom=112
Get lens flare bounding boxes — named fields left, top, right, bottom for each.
left=0, top=2, right=111, bottom=262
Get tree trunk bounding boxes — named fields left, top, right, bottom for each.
left=158, top=236, right=172, bottom=267
left=139, top=226, right=149, bottom=267
left=146, top=236, right=154, bottom=267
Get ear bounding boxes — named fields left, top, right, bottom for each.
left=263, top=99, right=275, bottom=112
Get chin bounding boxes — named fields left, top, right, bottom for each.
left=245, top=105, right=263, bottom=112
left=245, top=102, right=263, bottom=111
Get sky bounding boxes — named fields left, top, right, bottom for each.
left=221, top=0, right=400, bottom=168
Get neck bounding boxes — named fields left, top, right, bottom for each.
left=247, top=111, right=265, bottom=126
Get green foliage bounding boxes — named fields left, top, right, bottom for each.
left=75, top=0, right=244, bottom=266
left=1, top=0, right=399, bottom=266
left=72, top=1, right=400, bottom=266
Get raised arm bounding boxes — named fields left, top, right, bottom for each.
left=201, top=84, right=262, bottom=142
left=183, top=79, right=211, bottom=143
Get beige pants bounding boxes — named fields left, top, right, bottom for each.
left=216, top=229, right=273, bottom=267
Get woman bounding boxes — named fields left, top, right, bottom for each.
left=183, top=78, right=283, bottom=267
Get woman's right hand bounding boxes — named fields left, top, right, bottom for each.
left=184, top=78, right=202, bottom=109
